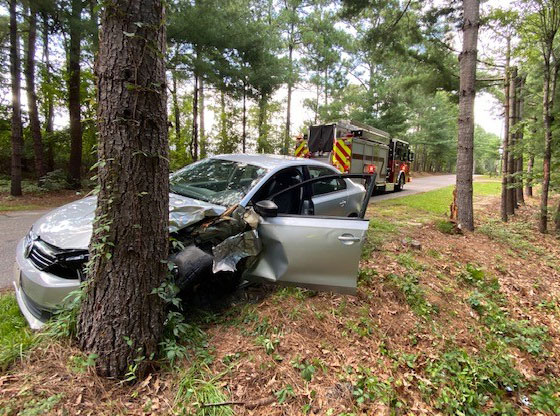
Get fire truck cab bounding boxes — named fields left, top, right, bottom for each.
left=295, top=120, right=414, bottom=192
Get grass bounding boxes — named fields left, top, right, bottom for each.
left=0, top=204, right=45, bottom=212
left=376, top=182, right=501, bottom=215
left=0, top=293, right=36, bottom=371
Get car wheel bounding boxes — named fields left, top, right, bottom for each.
left=170, top=245, right=213, bottom=291
left=395, top=175, right=405, bottom=192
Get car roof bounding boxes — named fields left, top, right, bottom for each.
left=211, top=153, right=333, bottom=170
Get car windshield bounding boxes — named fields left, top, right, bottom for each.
left=170, top=158, right=269, bottom=206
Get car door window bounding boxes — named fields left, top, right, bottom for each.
left=252, top=167, right=304, bottom=215
left=308, top=166, right=347, bottom=196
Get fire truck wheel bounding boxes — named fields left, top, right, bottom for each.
left=395, top=175, right=405, bottom=192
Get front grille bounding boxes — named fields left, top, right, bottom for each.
left=28, top=244, right=57, bottom=270
left=26, top=238, right=88, bottom=280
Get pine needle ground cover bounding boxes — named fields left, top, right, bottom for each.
left=1, top=186, right=559, bottom=415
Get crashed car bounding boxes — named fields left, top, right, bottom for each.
left=13, top=154, right=375, bottom=329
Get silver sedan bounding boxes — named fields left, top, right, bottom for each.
left=14, top=154, right=371, bottom=329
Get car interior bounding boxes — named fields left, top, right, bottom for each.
left=252, top=167, right=305, bottom=215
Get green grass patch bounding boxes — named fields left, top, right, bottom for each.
left=435, top=219, right=458, bottom=234
left=362, top=217, right=397, bottom=258
left=0, top=204, right=45, bottom=212
left=376, top=182, right=501, bottom=215
left=0, top=293, right=36, bottom=371
left=478, top=219, right=545, bottom=258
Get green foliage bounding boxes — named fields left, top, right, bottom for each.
left=460, top=265, right=548, bottom=355
left=385, top=273, right=438, bottom=318
left=291, top=356, right=316, bottom=382
left=0, top=294, right=36, bottom=371
left=275, top=385, right=295, bottom=404
left=352, top=367, right=401, bottom=409
left=421, top=346, right=524, bottom=415
left=530, top=379, right=560, bottom=414
left=435, top=219, right=457, bottom=234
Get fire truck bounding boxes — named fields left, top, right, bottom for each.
left=294, top=120, right=414, bottom=192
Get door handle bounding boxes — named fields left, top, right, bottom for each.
left=338, top=234, right=361, bottom=245
left=339, top=200, right=347, bottom=207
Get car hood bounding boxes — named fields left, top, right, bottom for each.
left=33, top=194, right=226, bottom=250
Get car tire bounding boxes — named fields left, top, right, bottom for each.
left=170, top=245, right=213, bottom=291
left=395, top=175, right=405, bottom=192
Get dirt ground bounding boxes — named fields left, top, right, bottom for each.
left=0, top=193, right=559, bottom=415
left=0, top=190, right=85, bottom=213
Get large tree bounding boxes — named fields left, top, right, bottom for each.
left=24, top=2, right=46, bottom=180
left=78, top=0, right=170, bottom=378
left=456, top=0, right=480, bottom=231
left=9, top=0, right=23, bottom=196
left=67, top=0, right=83, bottom=188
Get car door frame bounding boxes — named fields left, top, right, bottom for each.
left=243, top=173, right=376, bottom=294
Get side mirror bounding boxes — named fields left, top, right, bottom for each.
left=255, top=200, right=278, bottom=217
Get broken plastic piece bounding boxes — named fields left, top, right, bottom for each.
left=212, top=229, right=262, bottom=273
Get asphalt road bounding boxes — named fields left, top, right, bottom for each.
left=0, top=174, right=459, bottom=289
left=371, top=174, right=458, bottom=202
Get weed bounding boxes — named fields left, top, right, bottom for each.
left=396, top=253, right=424, bottom=271
left=291, top=356, right=316, bottom=382
left=478, top=219, right=545, bottom=258
left=435, top=219, right=457, bottom=234
left=0, top=293, right=36, bottom=371
left=385, top=273, right=438, bottom=318
left=362, top=218, right=397, bottom=256
left=18, top=394, right=63, bottom=416
left=68, top=353, right=98, bottom=373
left=460, top=265, right=548, bottom=355
left=255, top=335, right=279, bottom=354
left=427, top=249, right=443, bottom=259
left=531, top=379, right=560, bottom=414
left=421, top=346, right=524, bottom=415
left=275, top=385, right=295, bottom=404
left=358, top=268, right=378, bottom=286
left=352, top=367, right=401, bottom=409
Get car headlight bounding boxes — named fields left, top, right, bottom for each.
left=23, top=229, right=37, bottom=258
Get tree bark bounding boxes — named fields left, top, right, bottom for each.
left=242, top=84, right=247, bottom=153
left=539, top=61, right=557, bottom=233
left=25, top=4, right=46, bottom=180
left=42, top=13, right=55, bottom=172
left=192, top=73, right=198, bottom=161
left=525, top=153, right=533, bottom=197
left=456, top=0, right=479, bottom=232
left=9, top=0, right=23, bottom=197
left=171, top=70, right=181, bottom=148
left=501, top=37, right=510, bottom=222
left=78, top=0, right=169, bottom=379
left=284, top=42, right=293, bottom=155
left=507, top=67, right=517, bottom=213
left=199, top=77, right=206, bottom=159
left=257, top=94, right=268, bottom=153
left=515, top=76, right=525, bottom=205
left=68, top=0, right=83, bottom=188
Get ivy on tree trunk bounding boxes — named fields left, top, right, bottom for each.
left=78, top=0, right=169, bottom=379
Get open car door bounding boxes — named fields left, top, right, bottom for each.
left=244, top=174, right=376, bottom=294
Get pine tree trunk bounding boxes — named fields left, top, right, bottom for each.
left=68, top=0, right=83, bottom=188
left=257, top=95, right=267, bottom=153
left=25, top=5, right=46, bottom=180
left=242, top=85, right=247, bottom=153
left=192, top=73, right=198, bottom=161
left=9, top=0, right=23, bottom=197
left=199, top=78, right=206, bottom=159
left=285, top=43, right=293, bottom=156
left=555, top=199, right=560, bottom=234
left=78, top=0, right=169, bottom=379
left=516, top=76, right=525, bottom=205
left=525, top=154, right=533, bottom=197
left=540, top=64, right=554, bottom=233
left=501, top=37, right=510, bottom=222
left=171, top=70, right=181, bottom=146
left=507, top=67, right=517, bottom=213
left=456, top=0, right=479, bottom=232
left=42, top=13, right=55, bottom=172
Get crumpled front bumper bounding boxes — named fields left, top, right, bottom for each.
left=13, top=238, right=79, bottom=330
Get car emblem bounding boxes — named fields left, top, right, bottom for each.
left=24, top=234, right=37, bottom=258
